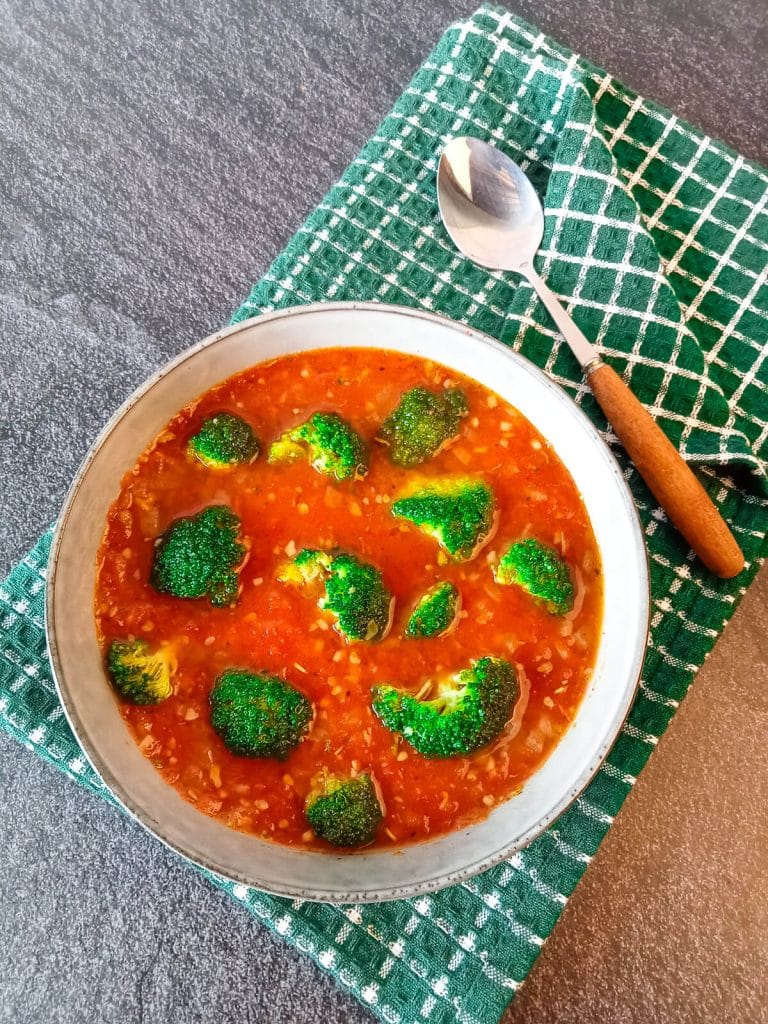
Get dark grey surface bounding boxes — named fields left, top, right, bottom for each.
left=1, top=1, right=766, bottom=1022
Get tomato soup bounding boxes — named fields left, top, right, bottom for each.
left=95, top=348, right=602, bottom=849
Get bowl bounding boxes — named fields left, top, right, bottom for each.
left=46, top=301, right=649, bottom=902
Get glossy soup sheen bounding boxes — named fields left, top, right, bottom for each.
left=95, top=348, right=603, bottom=850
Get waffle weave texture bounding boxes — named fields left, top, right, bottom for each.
left=2, top=7, right=767, bottom=1023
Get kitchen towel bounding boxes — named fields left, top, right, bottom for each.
left=2, top=6, right=767, bottom=1023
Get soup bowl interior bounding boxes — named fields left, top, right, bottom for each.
left=47, top=302, right=649, bottom=902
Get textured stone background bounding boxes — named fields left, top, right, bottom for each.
left=1, top=1, right=766, bottom=1022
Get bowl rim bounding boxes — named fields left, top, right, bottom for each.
left=46, top=300, right=650, bottom=902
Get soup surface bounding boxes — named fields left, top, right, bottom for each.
left=95, top=347, right=602, bottom=849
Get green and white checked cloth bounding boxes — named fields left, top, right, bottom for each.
left=2, top=6, right=767, bottom=1022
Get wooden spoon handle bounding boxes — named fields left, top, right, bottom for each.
left=587, top=363, right=744, bottom=578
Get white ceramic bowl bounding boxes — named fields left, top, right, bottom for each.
left=47, top=302, right=649, bottom=902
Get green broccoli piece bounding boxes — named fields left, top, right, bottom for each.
left=378, top=386, right=469, bottom=467
left=323, top=553, right=393, bottom=642
left=372, top=656, right=519, bottom=758
left=209, top=670, right=313, bottom=759
left=405, top=581, right=461, bottom=638
left=187, top=412, right=260, bottom=468
left=391, top=478, right=497, bottom=561
left=494, top=538, right=574, bottom=614
left=268, top=412, right=368, bottom=480
left=278, top=549, right=393, bottom=642
left=305, top=772, right=383, bottom=847
left=106, top=638, right=175, bottom=705
left=150, top=505, right=245, bottom=607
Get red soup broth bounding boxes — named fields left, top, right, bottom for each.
left=95, top=347, right=603, bottom=850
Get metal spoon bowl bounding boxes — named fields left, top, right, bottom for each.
left=438, top=136, right=598, bottom=369
left=437, top=138, right=544, bottom=269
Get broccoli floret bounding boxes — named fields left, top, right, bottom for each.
left=494, top=538, right=574, bottom=614
left=187, top=412, right=260, bottom=468
left=278, top=549, right=393, bottom=642
left=268, top=412, right=368, bottom=480
left=324, top=553, right=393, bottom=642
left=150, top=505, right=245, bottom=607
left=377, top=386, right=469, bottom=467
left=405, top=581, right=461, bottom=638
left=305, top=772, right=383, bottom=847
left=106, top=638, right=175, bottom=705
left=209, top=669, right=313, bottom=759
left=372, top=656, right=519, bottom=758
left=391, top=478, right=497, bottom=561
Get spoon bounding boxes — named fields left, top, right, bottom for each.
left=437, top=136, right=744, bottom=579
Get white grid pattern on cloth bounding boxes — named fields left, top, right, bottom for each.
left=469, top=7, right=768, bottom=454
left=651, top=154, right=745, bottom=453
left=479, top=0, right=768, bottom=391
left=542, top=153, right=757, bottom=451
left=684, top=195, right=768, bottom=458
left=545, top=85, right=697, bottom=434
left=482, top=6, right=768, bottom=180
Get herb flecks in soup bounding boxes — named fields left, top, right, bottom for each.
left=95, top=348, right=602, bottom=850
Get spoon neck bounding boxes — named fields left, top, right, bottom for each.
left=517, top=262, right=600, bottom=370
